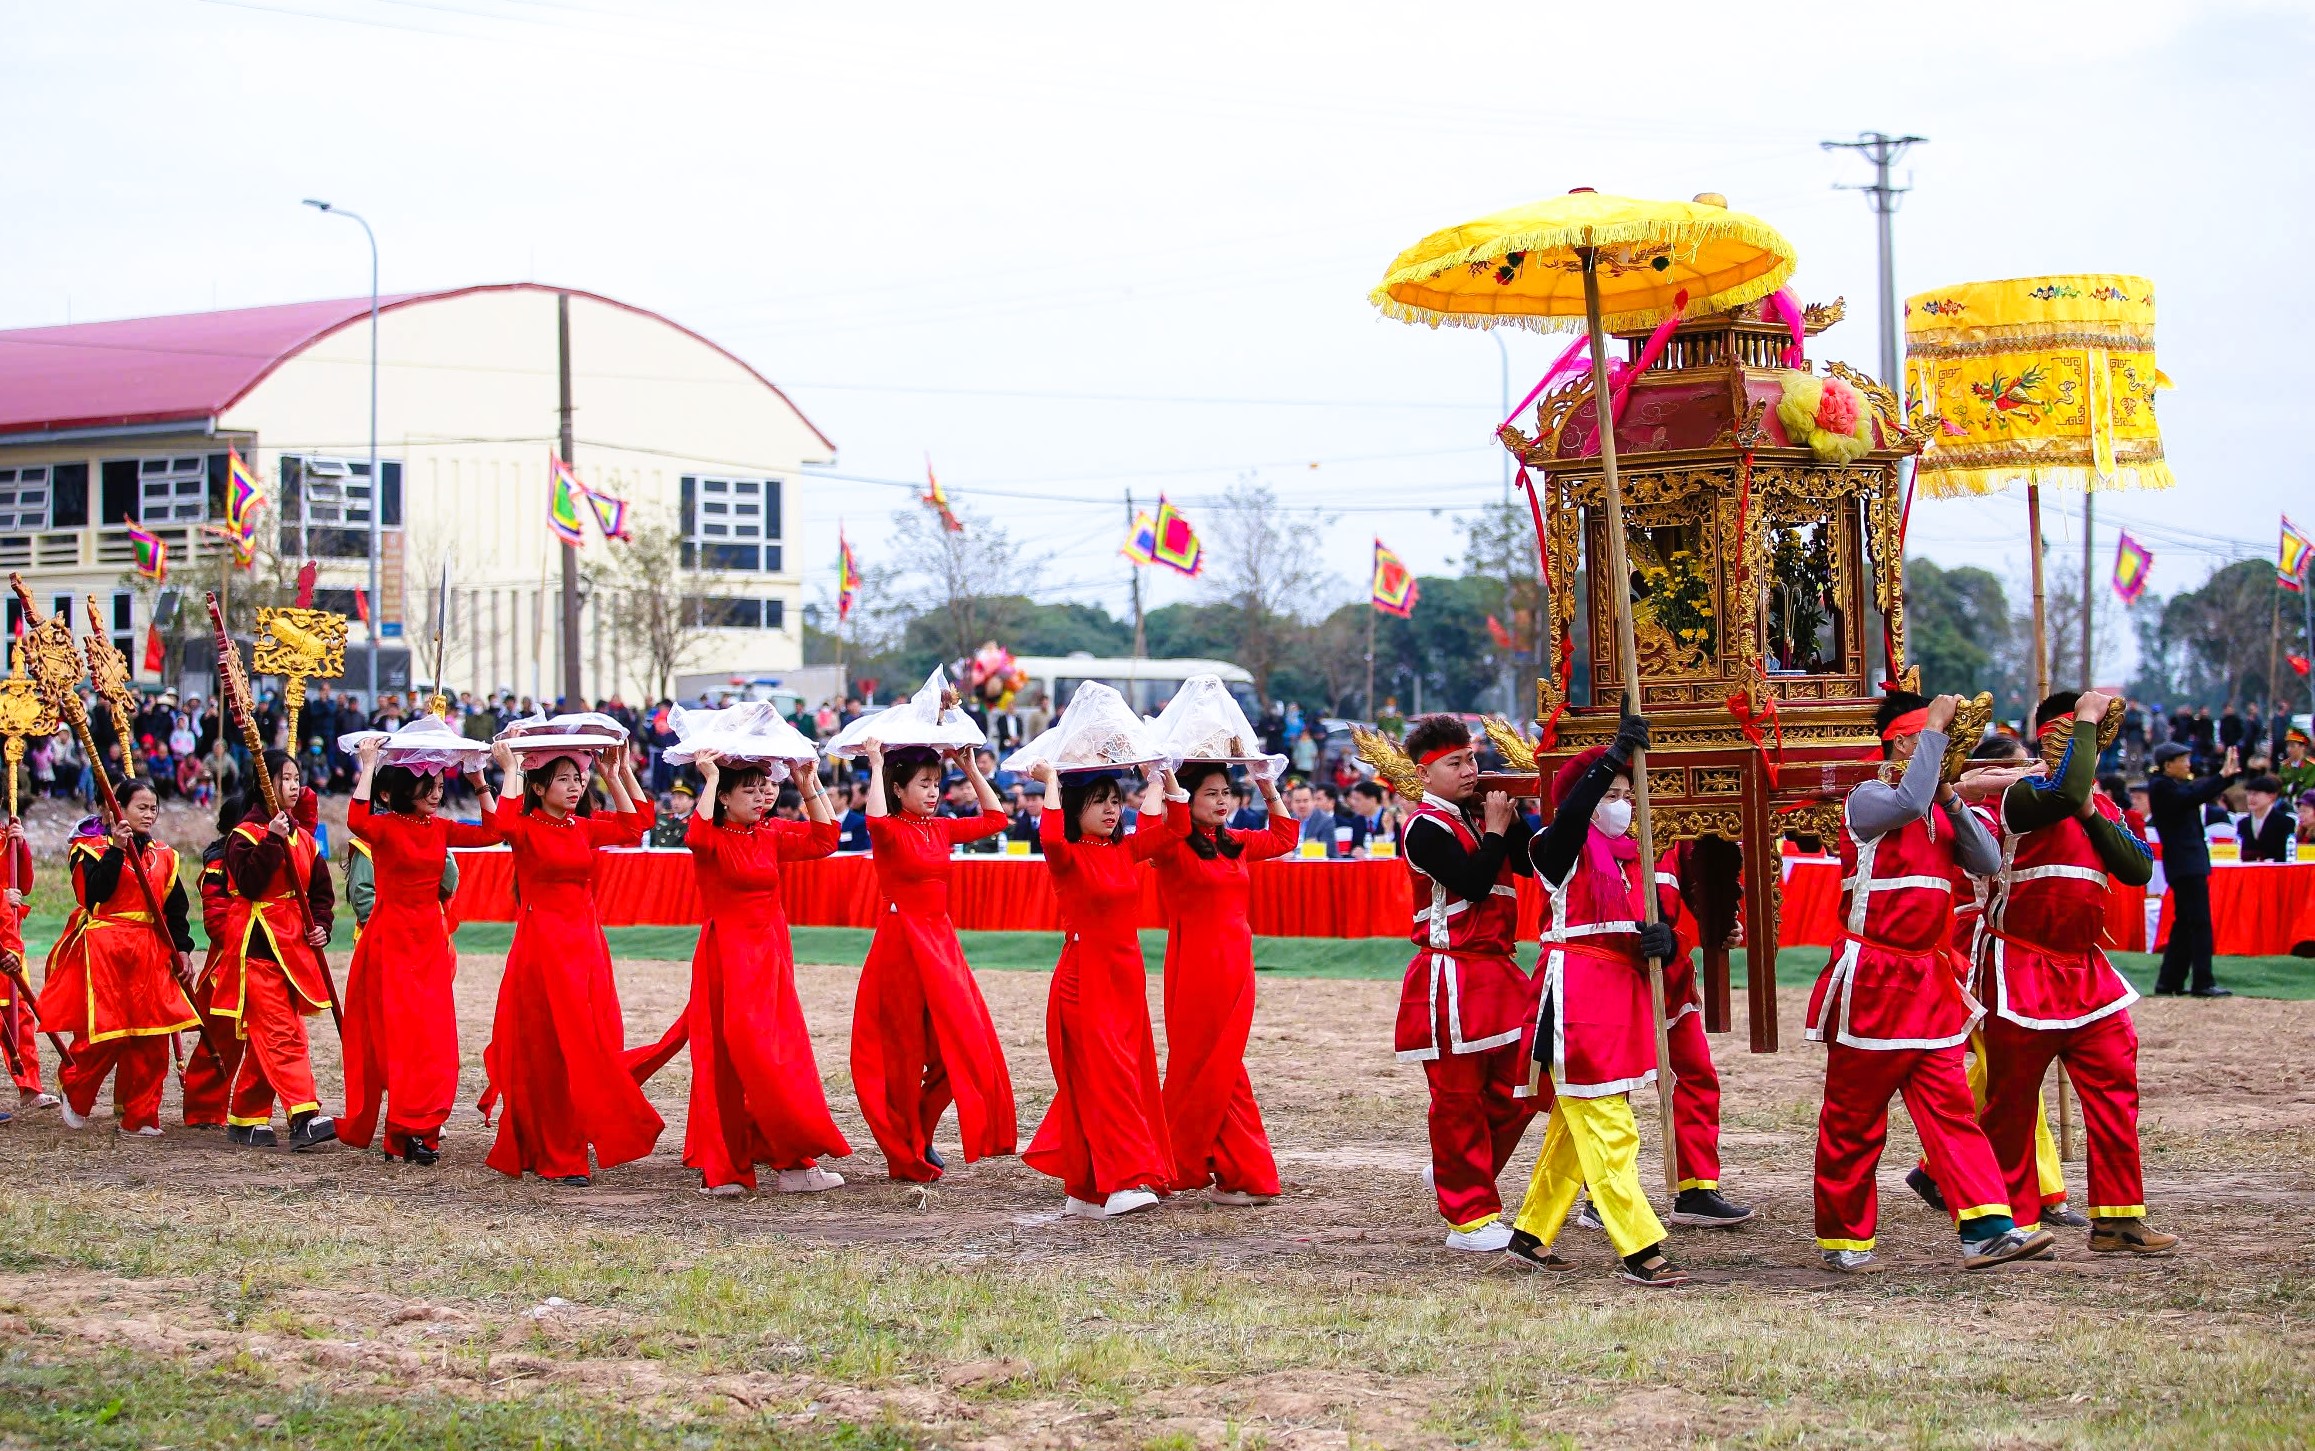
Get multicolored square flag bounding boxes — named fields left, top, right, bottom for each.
left=548, top=454, right=590, bottom=548
left=124, top=518, right=167, bottom=582
left=2280, top=516, right=2312, bottom=593
left=1371, top=538, right=1418, bottom=618
left=1120, top=511, right=1158, bottom=566
left=1151, top=497, right=1202, bottom=577
left=584, top=487, right=632, bottom=542
left=2111, top=530, right=2154, bottom=604
left=837, top=530, right=860, bottom=623
left=225, top=448, right=265, bottom=550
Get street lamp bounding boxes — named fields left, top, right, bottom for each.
left=302, top=198, right=381, bottom=705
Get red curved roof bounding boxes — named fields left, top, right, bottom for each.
left=0, top=282, right=832, bottom=451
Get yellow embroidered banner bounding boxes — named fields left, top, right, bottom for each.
left=1902, top=274, right=2172, bottom=498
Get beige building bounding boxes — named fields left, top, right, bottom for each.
left=0, top=282, right=833, bottom=704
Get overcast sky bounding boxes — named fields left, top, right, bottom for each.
left=6, top=0, right=2308, bottom=654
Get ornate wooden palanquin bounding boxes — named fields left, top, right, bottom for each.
left=1497, top=297, right=1922, bottom=1051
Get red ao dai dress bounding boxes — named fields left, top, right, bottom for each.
left=1022, top=804, right=1175, bottom=1203
left=1145, top=797, right=1299, bottom=1196
left=479, top=796, right=663, bottom=1180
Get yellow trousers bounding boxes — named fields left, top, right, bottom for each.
left=1968, top=1033, right=2064, bottom=1201
left=1512, top=1090, right=1666, bottom=1258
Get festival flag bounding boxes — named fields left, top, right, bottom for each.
left=225, top=448, right=265, bottom=544
left=1151, top=496, right=1202, bottom=577
left=1371, top=538, right=1418, bottom=618
left=1486, top=614, right=1515, bottom=650
left=123, top=518, right=167, bottom=582
left=922, top=457, right=962, bottom=532
left=2112, top=531, right=2154, bottom=604
left=837, top=530, right=860, bottom=623
left=1121, top=511, right=1158, bottom=566
left=353, top=588, right=371, bottom=626
left=547, top=453, right=590, bottom=548
left=2280, top=516, right=2313, bottom=593
left=583, top=487, right=632, bottom=542
left=142, top=622, right=165, bottom=674
left=2293, top=655, right=2313, bottom=677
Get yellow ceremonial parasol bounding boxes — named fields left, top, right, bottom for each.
left=1905, top=274, right=2172, bottom=701
left=1371, top=189, right=1798, bottom=1196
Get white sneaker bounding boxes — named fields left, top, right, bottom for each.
left=1062, top=1196, right=1108, bottom=1219
left=1571, top=1195, right=1604, bottom=1231
left=1207, top=1188, right=1274, bottom=1206
left=1822, top=1249, right=1883, bottom=1274
left=1421, top=1166, right=1436, bottom=1192
left=773, top=1167, right=844, bottom=1194
left=124, top=1125, right=163, bottom=1138
left=1445, top=1220, right=1515, bottom=1253
left=20, top=1092, right=58, bottom=1112
left=697, top=1182, right=747, bottom=1197
left=58, top=1102, right=88, bottom=1130
left=1103, top=1188, right=1160, bottom=1218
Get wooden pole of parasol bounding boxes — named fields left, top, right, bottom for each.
left=2022, top=486, right=2078, bottom=1161
left=1580, top=254, right=1681, bottom=1199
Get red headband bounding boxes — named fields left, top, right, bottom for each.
left=1417, top=743, right=1467, bottom=768
left=1880, top=708, right=1930, bottom=741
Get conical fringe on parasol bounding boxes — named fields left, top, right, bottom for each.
left=1369, top=203, right=1796, bottom=335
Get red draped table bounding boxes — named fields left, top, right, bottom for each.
left=2153, top=862, right=2315, bottom=958
left=1775, top=857, right=2146, bottom=955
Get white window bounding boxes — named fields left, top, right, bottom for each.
left=293, top=457, right=374, bottom=525
left=0, top=467, right=50, bottom=530
left=139, top=456, right=207, bottom=523
left=679, top=475, right=783, bottom=572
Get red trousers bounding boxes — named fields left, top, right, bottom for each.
left=227, top=960, right=322, bottom=1126
left=5, top=997, right=38, bottom=1095
left=1814, top=1040, right=2011, bottom=1250
left=1422, top=1042, right=1539, bottom=1227
left=1982, top=1011, right=2145, bottom=1222
left=180, top=1001, right=243, bottom=1125
left=60, top=1034, right=169, bottom=1130
left=1668, top=1010, right=1720, bottom=1191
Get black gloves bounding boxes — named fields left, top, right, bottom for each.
left=1609, top=712, right=1651, bottom=765
left=1637, top=920, right=1678, bottom=965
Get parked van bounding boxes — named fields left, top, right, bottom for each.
left=1012, top=655, right=1260, bottom=717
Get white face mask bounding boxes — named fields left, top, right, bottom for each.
left=1592, top=797, right=1633, bottom=838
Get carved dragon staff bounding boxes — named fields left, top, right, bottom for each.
left=82, top=593, right=142, bottom=784
left=208, top=591, right=343, bottom=1038
left=0, top=648, right=66, bottom=1069
left=8, top=575, right=226, bottom=1076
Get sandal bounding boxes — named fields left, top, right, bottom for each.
left=1617, top=1251, right=1691, bottom=1288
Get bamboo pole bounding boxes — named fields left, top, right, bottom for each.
left=1581, top=254, right=1680, bottom=1198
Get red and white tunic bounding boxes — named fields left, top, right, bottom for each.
left=1392, top=796, right=1528, bottom=1063
left=1976, top=798, right=2138, bottom=1031
left=1530, top=843, right=1678, bottom=1098
left=1806, top=801, right=1983, bottom=1051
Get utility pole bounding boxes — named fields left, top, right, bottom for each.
left=1125, top=490, right=1146, bottom=658
left=1821, top=130, right=1925, bottom=390
left=557, top=293, right=582, bottom=708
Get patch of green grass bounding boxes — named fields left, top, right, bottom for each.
left=0, top=1349, right=922, bottom=1450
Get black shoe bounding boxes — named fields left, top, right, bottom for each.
left=1505, top=1228, right=1573, bottom=1272
left=1618, top=1244, right=1692, bottom=1287
left=227, top=1124, right=278, bottom=1149
left=2153, top=987, right=2183, bottom=997
left=549, top=1174, right=591, bottom=1186
left=400, top=1138, right=440, bottom=1167
left=1670, top=1187, right=1756, bottom=1228
left=924, top=1144, right=946, bottom=1171
left=287, top=1113, right=338, bottom=1152
left=1905, top=1165, right=1948, bottom=1213
left=2189, top=986, right=2233, bottom=998
left=2040, top=1203, right=2091, bottom=1229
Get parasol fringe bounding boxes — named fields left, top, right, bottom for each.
left=1911, top=461, right=2177, bottom=500
left=1369, top=212, right=1797, bottom=334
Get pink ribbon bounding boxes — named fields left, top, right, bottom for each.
left=1761, top=287, right=1806, bottom=368
left=1500, top=334, right=1595, bottom=432
left=1609, top=289, right=1689, bottom=425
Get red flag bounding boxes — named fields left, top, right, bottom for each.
left=1486, top=614, right=1515, bottom=650
left=142, top=623, right=165, bottom=673
left=2292, top=655, right=2311, bottom=678
left=353, top=588, right=371, bottom=625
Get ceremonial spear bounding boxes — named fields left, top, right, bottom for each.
left=7, top=576, right=226, bottom=1076
left=208, top=592, right=344, bottom=1038
left=0, top=646, right=67, bottom=1070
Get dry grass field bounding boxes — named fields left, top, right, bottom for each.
left=0, top=951, right=2310, bottom=1448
